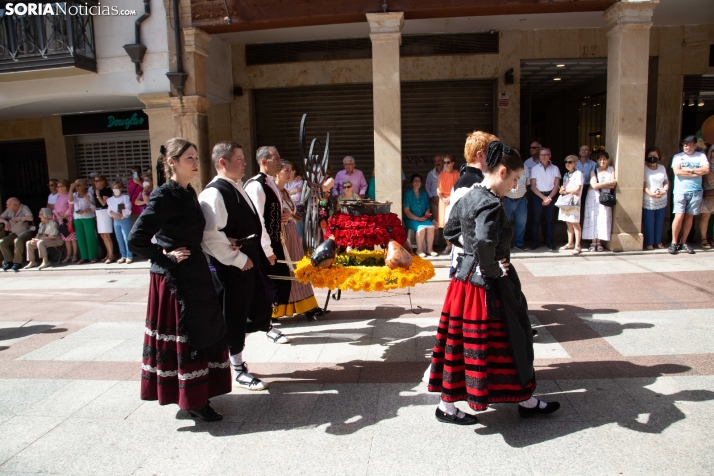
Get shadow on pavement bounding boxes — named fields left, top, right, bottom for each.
left=0, top=324, right=67, bottom=351
left=475, top=361, right=714, bottom=447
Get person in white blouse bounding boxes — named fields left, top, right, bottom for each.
left=557, top=156, right=584, bottom=255
left=642, top=147, right=669, bottom=250
left=107, top=181, right=133, bottom=264
left=68, top=179, right=98, bottom=264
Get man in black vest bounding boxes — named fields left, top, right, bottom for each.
left=244, top=146, right=293, bottom=342
left=199, top=141, right=278, bottom=391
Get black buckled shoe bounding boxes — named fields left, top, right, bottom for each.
left=187, top=403, right=223, bottom=422
left=2, top=262, right=13, bottom=272
left=435, top=407, right=478, bottom=425
left=518, top=400, right=561, bottom=417
left=681, top=244, right=695, bottom=254
left=668, top=243, right=679, bottom=255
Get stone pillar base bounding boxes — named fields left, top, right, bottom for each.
left=609, top=232, right=644, bottom=252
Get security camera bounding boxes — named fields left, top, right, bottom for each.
left=223, top=16, right=231, bottom=24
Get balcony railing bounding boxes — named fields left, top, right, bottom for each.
left=0, top=1, right=97, bottom=74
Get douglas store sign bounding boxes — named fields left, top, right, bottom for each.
left=62, top=110, right=149, bottom=135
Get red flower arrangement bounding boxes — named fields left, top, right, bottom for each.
left=328, top=212, right=407, bottom=249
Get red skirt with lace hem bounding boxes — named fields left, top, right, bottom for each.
left=140, top=273, right=232, bottom=410
left=428, top=278, right=535, bottom=411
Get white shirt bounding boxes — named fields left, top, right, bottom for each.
left=523, top=157, right=539, bottom=174
left=643, top=164, right=668, bottom=210
left=70, top=192, right=96, bottom=219
left=198, top=176, right=256, bottom=270
left=506, top=165, right=530, bottom=199
left=530, top=162, right=562, bottom=192
left=425, top=168, right=440, bottom=198
left=48, top=192, right=59, bottom=205
left=245, top=173, right=283, bottom=258
left=106, top=195, right=132, bottom=218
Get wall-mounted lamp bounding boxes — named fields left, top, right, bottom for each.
left=505, top=68, right=514, bottom=85
left=688, top=97, right=695, bottom=107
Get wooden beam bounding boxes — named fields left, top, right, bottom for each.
left=192, top=0, right=617, bottom=34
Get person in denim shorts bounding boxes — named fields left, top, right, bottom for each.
left=669, top=135, right=711, bottom=254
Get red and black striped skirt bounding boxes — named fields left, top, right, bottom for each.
left=141, top=273, right=232, bottom=410
left=428, top=278, right=535, bottom=411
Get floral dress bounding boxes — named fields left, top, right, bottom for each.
left=558, top=170, right=583, bottom=223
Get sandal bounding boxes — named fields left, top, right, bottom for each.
left=104, top=257, right=115, bottom=264
left=588, top=244, right=596, bottom=252
left=596, top=244, right=604, bottom=252
left=559, top=244, right=574, bottom=250
left=61, top=256, right=71, bottom=264
left=656, top=243, right=666, bottom=249
left=572, top=247, right=581, bottom=256
left=701, top=241, right=711, bottom=249
left=645, top=245, right=654, bottom=251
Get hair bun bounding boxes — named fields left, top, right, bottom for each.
left=486, top=141, right=511, bottom=168
left=159, top=145, right=166, bottom=155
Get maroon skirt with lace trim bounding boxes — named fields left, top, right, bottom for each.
left=428, top=278, right=535, bottom=411
left=140, top=273, right=232, bottom=410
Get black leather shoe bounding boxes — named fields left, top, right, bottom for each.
left=435, top=407, right=478, bottom=425
left=188, top=403, right=223, bottom=422
left=518, top=400, right=561, bottom=417
left=2, top=262, right=12, bottom=272
left=11, top=263, right=21, bottom=272
left=668, top=243, right=679, bottom=255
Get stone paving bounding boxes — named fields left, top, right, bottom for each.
left=1, top=252, right=713, bottom=475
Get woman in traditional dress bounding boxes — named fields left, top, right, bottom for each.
left=582, top=151, right=617, bottom=252
left=274, top=160, right=323, bottom=321
left=403, top=173, right=436, bottom=257
left=285, top=165, right=305, bottom=242
left=436, top=154, right=459, bottom=255
left=428, top=141, right=560, bottom=425
left=318, top=165, right=335, bottom=243
left=557, top=155, right=584, bottom=255
left=128, top=138, right=231, bottom=422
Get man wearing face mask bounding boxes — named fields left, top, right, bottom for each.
left=199, top=142, right=274, bottom=391
left=127, top=165, right=143, bottom=224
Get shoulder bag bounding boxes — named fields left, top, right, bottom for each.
left=595, top=168, right=616, bottom=207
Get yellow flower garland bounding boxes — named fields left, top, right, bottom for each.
left=294, top=254, right=435, bottom=292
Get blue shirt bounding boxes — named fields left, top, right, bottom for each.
left=575, top=159, right=598, bottom=182
left=672, top=151, right=709, bottom=194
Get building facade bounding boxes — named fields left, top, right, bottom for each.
left=1, top=0, right=713, bottom=250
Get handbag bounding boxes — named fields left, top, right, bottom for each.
left=555, top=194, right=576, bottom=208
left=595, top=168, right=616, bottom=207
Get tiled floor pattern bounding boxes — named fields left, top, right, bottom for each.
left=1, top=253, right=713, bottom=474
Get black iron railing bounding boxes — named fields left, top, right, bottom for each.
left=0, top=1, right=97, bottom=73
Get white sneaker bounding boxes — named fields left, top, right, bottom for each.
left=125, top=258, right=133, bottom=264
left=116, top=258, right=126, bottom=264
left=234, top=363, right=269, bottom=391
left=266, top=329, right=291, bottom=344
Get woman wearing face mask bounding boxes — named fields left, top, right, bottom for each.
left=107, top=182, right=133, bottom=264
left=427, top=141, right=559, bottom=425
left=642, top=147, right=669, bottom=250
left=127, top=165, right=143, bottom=223
left=128, top=138, right=230, bottom=422
left=133, top=174, right=154, bottom=214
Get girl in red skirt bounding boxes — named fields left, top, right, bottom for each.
left=129, top=138, right=232, bottom=422
left=428, top=141, right=560, bottom=425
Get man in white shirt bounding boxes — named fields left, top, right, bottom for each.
left=523, top=141, right=541, bottom=175
left=425, top=154, right=443, bottom=244
left=529, top=147, right=561, bottom=250
left=245, top=146, right=292, bottom=344
left=1, top=198, right=35, bottom=272
left=505, top=165, right=529, bottom=251
left=199, top=142, right=279, bottom=391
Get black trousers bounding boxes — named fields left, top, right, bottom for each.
left=211, top=265, right=272, bottom=355
left=267, top=240, right=292, bottom=305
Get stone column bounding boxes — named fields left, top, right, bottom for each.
left=603, top=0, right=658, bottom=252
left=367, top=12, right=404, bottom=214
left=173, top=27, right=213, bottom=189
left=139, top=92, right=174, bottom=178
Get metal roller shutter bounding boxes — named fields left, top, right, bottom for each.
left=253, top=83, right=375, bottom=177
left=74, top=132, right=151, bottom=185
left=252, top=79, right=495, bottom=187
left=401, top=79, right=496, bottom=182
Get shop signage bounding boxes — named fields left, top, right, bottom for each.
left=62, top=110, right=149, bottom=135
left=498, top=92, right=509, bottom=108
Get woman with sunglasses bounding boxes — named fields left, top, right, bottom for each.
left=46, top=179, right=59, bottom=210
left=436, top=154, right=459, bottom=255
left=557, top=155, right=584, bottom=255
left=642, top=147, right=669, bottom=250
left=337, top=179, right=360, bottom=203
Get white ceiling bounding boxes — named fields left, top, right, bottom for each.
left=217, top=0, right=714, bottom=45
